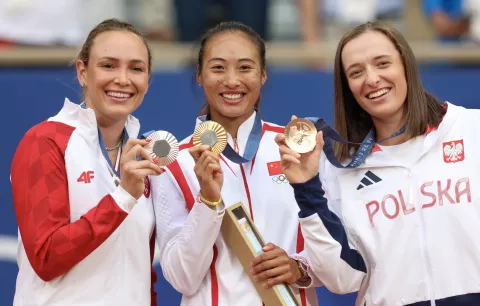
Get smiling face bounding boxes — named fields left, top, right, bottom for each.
left=76, top=30, right=150, bottom=125
left=341, top=30, right=407, bottom=124
left=196, top=31, right=267, bottom=123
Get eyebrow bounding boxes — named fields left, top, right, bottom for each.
left=98, top=56, right=147, bottom=65
left=345, top=54, right=392, bottom=72
left=207, top=57, right=256, bottom=64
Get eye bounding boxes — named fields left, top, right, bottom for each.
left=349, top=70, right=362, bottom=78
left=378, top=61, right=391, bottom=67
left=102, top=63, right=114, bottom=69
left=131, top=67, right=144, bottom=72
left=239, top=65, right=252, bottom=70
left=211, top=65, right=224, bottom=70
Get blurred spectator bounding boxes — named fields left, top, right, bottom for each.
left=0, top=0, right=83, bottom=46
left=465, top=0, right=480, bottom=42
left=125, top=0, right=174, bottom=41
left=173, top=0, right=268, bottom=41
left=423, top=0, right=471, bottom=42
left=297, top=0, right=403, bottom=44
left=0, top=0, right=125, bottom=47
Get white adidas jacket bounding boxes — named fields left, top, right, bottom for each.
left=151, top=112, right=319, bottom=306
left=293, top=103, right=480, bottom=306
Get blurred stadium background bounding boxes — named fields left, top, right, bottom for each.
left=1, top=0, right=479, bottom=305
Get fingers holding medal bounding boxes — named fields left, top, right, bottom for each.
left=192, top=121, right=227, bottom=154
left=190, top=121, right=226, bottom=204
left=144, top=130, right=179, bottom=166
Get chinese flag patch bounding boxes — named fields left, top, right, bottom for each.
left=267, top=161, right=283, bottom=176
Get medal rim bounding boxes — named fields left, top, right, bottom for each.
left=144, top=130, right=179, bottom=166
left=284, top=118, right=317, bottom=154
left=193, top=121, right=227, bottom=154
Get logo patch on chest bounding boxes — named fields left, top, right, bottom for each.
left=77, top=171, right=94, bottom=184
left=267, top=161, right=289, bottom=184
left=443, top=139, right=464, bottom=163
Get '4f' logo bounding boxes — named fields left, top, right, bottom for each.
left=78, top=171, right=95, bottom=184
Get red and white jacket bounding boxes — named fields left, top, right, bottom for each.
left=11, top=98, right=157, bottom=306
left=151, top=112, right=319, bottom=306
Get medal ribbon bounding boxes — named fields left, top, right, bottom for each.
left=199, top=110, right=263, bottom=164
left=81, top=102, right=128, bottom=177
left=305, top=117, right=406, bottom=168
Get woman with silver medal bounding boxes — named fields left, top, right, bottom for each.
left=11, top=19, right=162, bottom=305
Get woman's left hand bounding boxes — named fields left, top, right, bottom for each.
left=250, top=243, right=301, bottom=288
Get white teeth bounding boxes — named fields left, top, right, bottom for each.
left=222, top=93, right=243, bottom=100
left=368, top=88, right=390, bottom=99
left=107, top=91, right=131, bottom=99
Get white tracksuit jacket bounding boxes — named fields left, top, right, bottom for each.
left=292, top=102, right=480, bottom=306
left=151, top=112, right=320, bottom=306
left=11, top=99, right=157, bottom=306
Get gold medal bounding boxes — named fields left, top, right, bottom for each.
left=144, top=131, right=179, bottom=166
left=193, top=121, right=227, bottom=154
left=285, top=118, right=317, bottom=153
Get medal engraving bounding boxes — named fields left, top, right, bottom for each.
left=144, top=131, right=179, bottom=165
left=285, top=119, right=317, bottom=153
left=201, top=130, right=218, bottom=147
left=152, top=139, right=171, bottom=158
left=193, top=121, right=228, bottom=154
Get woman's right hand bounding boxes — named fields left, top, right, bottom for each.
left=274, top=129, right=324, bottom=184
left=120, top=139, right=163, bottom=199
left=189, top=145, right=224, bottom=203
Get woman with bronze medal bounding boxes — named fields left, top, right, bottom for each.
left=276, top=21, right=480, bottom=306
left=11, top=19, right=162, bottom=305
left=151, top=21, right=321, bottom=305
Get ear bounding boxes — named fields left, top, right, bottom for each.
left=261, top=68, right=267, bottom=87
left=196, top=65, right=203, bottom=86
left=76, top=59, right=87, bottom=87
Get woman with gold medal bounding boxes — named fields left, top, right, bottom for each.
left=151, top=21, right=321, bottom=305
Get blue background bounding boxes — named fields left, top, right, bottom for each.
left=1, top=65, right=478, bottom=305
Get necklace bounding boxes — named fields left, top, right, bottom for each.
left=105, top=139, right=122, bottom=151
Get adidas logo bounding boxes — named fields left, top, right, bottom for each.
left=357, top=171, right=382, bottom=190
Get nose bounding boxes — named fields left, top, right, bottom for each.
left=114, top=69, right=131, bottom=86
left=222, top=70, right=241, bottom=88
left=365, top=68, right=380, bottom=87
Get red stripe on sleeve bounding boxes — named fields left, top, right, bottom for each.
left=166, top=161, right=195, bottom=211
left=11, top=121, right=129, bottom=281
left=210, top=245, right=219, bottom=306
left=149, top=229, right=158, bottom=306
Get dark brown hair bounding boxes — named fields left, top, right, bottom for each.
left=76, top=18, right=152, bottom=73
left=333, top=21, right=446, bottom=161
left=196, top=21, right=266, bottom=116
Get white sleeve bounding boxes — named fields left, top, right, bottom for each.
left=151, top=172, right=225, bottom=296
left=291, top=154, right=366, bottom=294
left=290, top=250, right=324, bottom=289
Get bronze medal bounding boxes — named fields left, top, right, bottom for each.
left=285, top=118, right=317, bottom=153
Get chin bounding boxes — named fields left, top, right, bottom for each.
left=218, top=106, right=250, bottom=119
left=106, top=106, right=136, bottom=119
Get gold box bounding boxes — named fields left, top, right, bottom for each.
left=221, top=202, right=301, bottom=306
